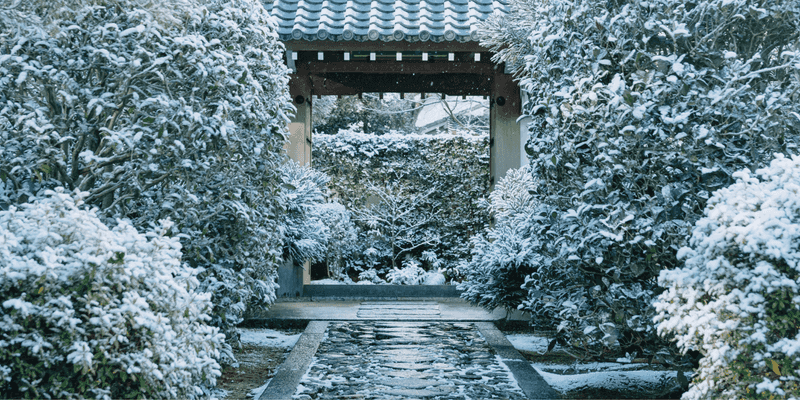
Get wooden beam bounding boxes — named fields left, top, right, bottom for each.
left=308, top=72, right=492, bottom=96
left=281, top=39, right=488, bottom=53
left=297, top=61, right=496, bottom=75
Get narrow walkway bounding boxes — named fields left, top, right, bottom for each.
left=257, top=300, right=559, bottom=399
left=297, top=321, right=527, bottom=399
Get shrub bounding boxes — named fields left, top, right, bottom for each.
left=655, top=154, right=800, bottom=400
left=315, top=202, right=359, bottom=280
left=0, top=0, right=292, bottom=337
left=386, top=259, right=427, bottom=285
left=0, top=189, right=224, bottom=399
left=460, top=167, right=545, bottom=310
left=468, top=0, right=800, bottom=360
left=313, top=128, right=491, bottom=276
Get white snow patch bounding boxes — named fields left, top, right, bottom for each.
left=534, top=367, right=678, bottom=394
left=208, top=388, right=228, bottom=399
left=309, top=278, right=353, bottom=285
left=247, top=380, right=270, bottom=399
left=422, top=272, right=446, bottom=285
left=506, top=334, right=566, bottom=353
left=239, top=329, right=301, bottom=348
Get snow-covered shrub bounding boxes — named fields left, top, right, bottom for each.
left=358, top=268, right=386, bottom=284
left=278, top=161, right=329, bottom=265
left=460, top=167, right=549, bottom=310
left=357, top=181, right=440, bottom=270
left=0, top=189, right=224, bottom=399
left=470, top=0, right=800, bottom=360
left=421, top=270, right=446, bottom=285
left=315, top=202, right=359, bottom=279
left=279, top=162, right=361, bottom=281
left=0, top=0, right=292, bottom=337
left=655, top=154, right=800, bottom=400
left=313, top=129, right=491, bottom=272
left=386, top=259, right=427, bottom=285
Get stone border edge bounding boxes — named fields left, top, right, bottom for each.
left=475, top=322, right=562, bottom=400
left=258, top=321, right=329, bottom=400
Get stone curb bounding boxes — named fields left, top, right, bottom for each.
left=301, top=284, right=462, bottom=299
left=476, top=322, right=562, bottom=400
left=258, top=321, right=329, bottom=400
left=277, top=296, right=464, bottom=302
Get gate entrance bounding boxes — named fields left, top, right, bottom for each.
left=265, top=0, right=530, bottom=296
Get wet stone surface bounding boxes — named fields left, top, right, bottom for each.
left=294, top=322, right=526, bottom=399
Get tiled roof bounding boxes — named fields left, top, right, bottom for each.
left=264, top=0, right=509, bottom=43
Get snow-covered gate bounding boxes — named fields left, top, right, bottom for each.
left=265, top=0, right=529, bottom=295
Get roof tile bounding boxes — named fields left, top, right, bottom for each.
left=265, top=0, right=509, bottom=43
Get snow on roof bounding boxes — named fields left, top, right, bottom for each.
left=264, top=0, right=509, bottom=43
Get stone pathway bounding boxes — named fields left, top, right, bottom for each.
left=356, top=301, right=441, bottom=319
left=258, top=301, right=559, bottom=400
left=294, top=321, right=527, bottom=399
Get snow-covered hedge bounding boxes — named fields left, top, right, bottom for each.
left=460, top=167, right=545, bottom=309
left=313, top=129, right=491, bottom=276
left=0, top=0, right=292, bottom=337
left=467, top=0, right=800, bottom=360
left=655, top=154, right=800, bottom=400
left=0, top=190, right=224, bottom=399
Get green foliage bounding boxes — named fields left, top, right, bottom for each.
left=313, top=129, right=491, bottom=277
left=0, top=190, right=224, bottom=399
left=655, top=155, right=800, bottom=399
left=468, top=0, right=800, bottom=365
left=0, top=0, right=293, bottom=342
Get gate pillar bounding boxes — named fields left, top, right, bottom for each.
left=279, top=67, right=312, bottom=297
left=490, top=70, right=523, bottom=187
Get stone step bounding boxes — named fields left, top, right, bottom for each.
left=301, top=284, right=462, bottom=300
left=245, top=299, right=512, bottom=323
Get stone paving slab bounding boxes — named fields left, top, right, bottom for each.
left=250, top=299, right=508, bottom=322
left=253, top=300, right=557, bottom=399
left=293, top=321, right=531, bottom=400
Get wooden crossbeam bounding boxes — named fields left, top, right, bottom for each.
left=307, top=72, right=492, bottom=96
left=296, top=61, right=494, bottom=75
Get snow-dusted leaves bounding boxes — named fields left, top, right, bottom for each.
left=313, top=129, right=491, bottom=275
left=471, top=0, right=800, bottom=364
left=0, top=0, right=293, bottom=339
left=656, top=154, right=800, bottom=400
left=0, top=189, right=225, bottom=399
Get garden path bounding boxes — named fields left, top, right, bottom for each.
left=256, top=299, right=559, bottom=399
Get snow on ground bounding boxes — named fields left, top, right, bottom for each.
left=248, top=380, right=270, bottom=399
left=505, top=333, right=567, bottom=353
left=239, top=328, right=301, bottom=348
left=533, top=361, right=643, bottom=374
left=309, top=278, right=353, bottom=285
left=208, top=388, right=228, bottom=399
left=508, top=334, right=683, bottom=396
left=534, top=367, right=679, bottom=395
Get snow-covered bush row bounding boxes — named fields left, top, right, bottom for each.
left=467, top=0, right=800, bottom=361
left=0, top=0, right=292, bottom=338
left=656, top=154, right=800, bottom=400
left=313, top=128, right=491, bottom=278
left=0, top=190, right=225, bottom=399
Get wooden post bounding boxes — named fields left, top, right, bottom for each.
left=489, top=70, right=522, bottom=188
left=279, top=68, right=312, bottom=297
left=287, top=69, right=312, bottom=167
